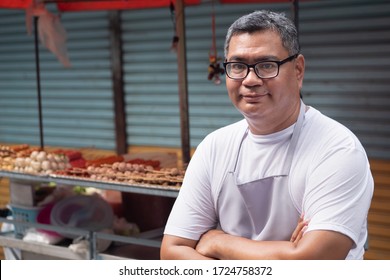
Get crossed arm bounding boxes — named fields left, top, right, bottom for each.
left=160, top=219, right=353, bottom=260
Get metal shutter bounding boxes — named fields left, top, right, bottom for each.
left=299, top=0, right=390, bottom=159
left=0, top=8, right=116, bottom=150
left=121, top=8, right=181, bottom=147
left=0, top=10, right=39, bottom=144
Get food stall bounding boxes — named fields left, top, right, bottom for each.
left=0, top=0, right=300, bottom=259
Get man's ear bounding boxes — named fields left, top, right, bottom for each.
left=295, top=54, right=305, bottom=86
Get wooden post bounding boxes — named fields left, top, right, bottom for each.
left=109, top=11, right=127, bottom=155
left=175, top=0, right=191, bottom=167
left=34, top=16, right=44, bottom=150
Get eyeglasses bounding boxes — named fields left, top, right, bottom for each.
left=223, top=53, right=299, bottom=80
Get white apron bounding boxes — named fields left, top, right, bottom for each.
left=216, top=101, right=305, bottom=240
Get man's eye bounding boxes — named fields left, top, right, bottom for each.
left=257, top=63, right=276, bottom=70
left=231, top=63, right=246, bottom=71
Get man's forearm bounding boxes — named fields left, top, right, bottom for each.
left=196, top=230, right=299, bottom=260
left=162, top=245, right=214, bottom=260
left=160, top=234, right=214, bottom=260
left=195, top=229, right=352, bottom=260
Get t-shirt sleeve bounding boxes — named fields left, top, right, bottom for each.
left=163, top=138, right=218, bottom=240
left=303, top=146, right=374, bottom=245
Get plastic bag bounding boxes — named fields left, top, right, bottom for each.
left=26, top=1, right=71, bottom=68
left=38, top=12, right=71, bottom=67
left=23, top=228, right=64, bottom=245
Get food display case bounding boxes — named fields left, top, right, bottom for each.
left=0, top=147, right=182, bottom=260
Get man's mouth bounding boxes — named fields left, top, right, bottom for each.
left=241, top=93, right=268, bottom=102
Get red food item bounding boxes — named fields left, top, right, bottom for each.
left=11, top=144, right=30, bottom=152
left=64, top=151, right=82, bottom=161
left=86, top=155, right=124, bottom=167
left=69, top=158, right=86, bottom=168
left=52, top=149, right=82, bottom=161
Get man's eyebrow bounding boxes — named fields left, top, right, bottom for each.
left=227, top=56, right=245, bottom=62
left=227, top=55, right=280, bottom=62
left=259, top=55, right=280, bottom=61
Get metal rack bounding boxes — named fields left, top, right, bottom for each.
left=0, top=170, right=180, bottom=259
left=0, top=170, right=180, bottom=198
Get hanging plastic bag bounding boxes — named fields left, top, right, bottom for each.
left=25, top=1, right=71, bottom=68
left=38, top=11, right=71, bottom=67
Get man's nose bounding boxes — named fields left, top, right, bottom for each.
left=242, top=68, right=264, bottom=85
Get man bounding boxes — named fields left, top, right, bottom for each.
left=161, top=10, right=373, bottom=260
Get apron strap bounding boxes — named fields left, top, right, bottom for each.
left=232, top=128, right=249, bottom=172
left=281, top=99, right=306, bottom=174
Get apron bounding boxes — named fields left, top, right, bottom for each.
left=216, top=101, right=306, bottom=240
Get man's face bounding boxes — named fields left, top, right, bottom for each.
left=225, top=30, right=304, bottom=134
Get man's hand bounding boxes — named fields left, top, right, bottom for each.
left=195, top=229, right=225, bottom=258
left=290, top=215, right=308, bottom=244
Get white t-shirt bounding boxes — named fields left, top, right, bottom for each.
left=164, top=107, right=374, bottom=259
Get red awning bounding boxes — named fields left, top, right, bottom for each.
left=220, top=0, right=290, bottom=2
left=0, top=0, right=296, bottom=11
left=57, top=0, right=201, bottom=12
left=0, top=0, right=201, bottom=11
left=0, top=0, right=33, bottom=9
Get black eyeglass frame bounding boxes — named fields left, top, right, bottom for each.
left=223, top=53, right=299, bottom=80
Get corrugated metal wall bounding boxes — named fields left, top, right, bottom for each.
left=0, top=0, right=389, bottom=159
left=299, top=0, right=390, bottom=159
left=121, top=8, right=181, bottom=147
left=0, top=11, right=39, bottom=144
left=0, top=9, right=116, bottom=150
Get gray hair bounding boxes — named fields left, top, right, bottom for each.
left=224, top=10, right=300, bottom=58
